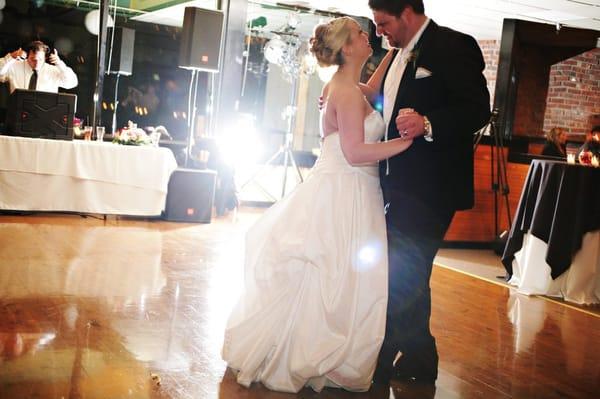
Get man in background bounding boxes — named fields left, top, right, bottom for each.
left=0, top=40, right=78, bottom=93
left=577, top=125, right=600, bottom=161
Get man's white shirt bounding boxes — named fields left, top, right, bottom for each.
left=382, top=19, right=432, bottom=175
left=0, top=54, right=78, bottom=93
left=383, top=18, right=430, bottom=127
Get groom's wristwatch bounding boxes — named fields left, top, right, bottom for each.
left=423, top=116, right=433, bottom=142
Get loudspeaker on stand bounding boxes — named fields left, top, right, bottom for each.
left=179, top=7, right=224, bottom=72
left=107, top=27, right=135, bottom=76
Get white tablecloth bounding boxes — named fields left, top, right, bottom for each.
left=508, top=231, right=600, bottom=305
left=0, top=135, right=178, bottom=215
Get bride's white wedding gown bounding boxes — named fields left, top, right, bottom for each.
left=222, top=110, right=388, bottom=393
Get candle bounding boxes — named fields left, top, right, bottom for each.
left=592, top=156, right=599, bottom=167
left=567, top=153, right=576, bottom=164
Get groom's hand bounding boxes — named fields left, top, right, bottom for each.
left=10, top=48, right=26, bottom=60
left=396, top=108, right=425, bottom=140
left=47, top=49, right=61, bottom=65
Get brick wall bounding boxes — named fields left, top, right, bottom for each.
left=477, top=40, right=600, bottom=137
left=543, top=49, right=600, bottom=136
left=479, top=40, right=500, bottom=108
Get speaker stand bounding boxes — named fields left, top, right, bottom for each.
left=182, top=69, right=217, bottom=168
left=184, top=69, right=200, bottom=167
left=240, top=131, right=303, bottom=201
left=240, top=76, right=303, bottom=201
left=110, top=72, right=121, bottom=136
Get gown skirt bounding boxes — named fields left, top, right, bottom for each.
left=222, top=126, right=388, bottom=393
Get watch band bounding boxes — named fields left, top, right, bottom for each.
left=423, top=115, right=433, bottom=142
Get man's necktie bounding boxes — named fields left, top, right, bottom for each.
left=28, top=70, right=38, bottom=90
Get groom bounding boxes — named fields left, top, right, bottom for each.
left=367, top=0, right=490, bottom=385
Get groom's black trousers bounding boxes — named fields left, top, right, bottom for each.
left=377, top=193, right=454, bottom=380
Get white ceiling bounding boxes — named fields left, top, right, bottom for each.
left=132, top=0, right=600, bottom=41
left=131, top=0, right=216, bottom=27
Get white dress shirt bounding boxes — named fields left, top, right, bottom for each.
left=0, top=54, right=78, bottom=93
left=383, top=18, right=430, bottom=127
left=382, top=19, right=432, bottom=175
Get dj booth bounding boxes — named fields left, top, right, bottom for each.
left=0, top=90, right=178, bottom=216
left=0, top=135, right=178, bottom=216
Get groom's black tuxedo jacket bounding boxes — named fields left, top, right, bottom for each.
left=380, top=21, right=490, bottom=216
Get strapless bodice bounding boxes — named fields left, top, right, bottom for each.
left=313, top=111, right=386, bottom=177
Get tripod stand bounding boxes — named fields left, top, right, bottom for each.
left=240, top=74, right=303, bottom=201
left=109, top=72, right=121, bottom=136
left=474, top=108, right=512, bottom=251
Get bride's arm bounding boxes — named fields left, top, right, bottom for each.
left=359, top=49, right=395, bottom=104
left=337, top=87, right=411, bottom=166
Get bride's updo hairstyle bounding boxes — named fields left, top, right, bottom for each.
left=309, top=17, right=355, bottom=67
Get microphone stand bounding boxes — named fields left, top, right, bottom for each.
left=474, top=108, right=512, bottom=252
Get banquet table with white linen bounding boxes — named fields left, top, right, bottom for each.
left=0, top=135, right=178, bottom=216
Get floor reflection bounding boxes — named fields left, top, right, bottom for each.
left=0, top=224, right=166, bottom=305
left=0, top=212, right=598, bottom=399
left=505, top=292, right=599, bottom=398
left=507, top=293, right=548, bottom=353
left=0, top=298, right=154, bottom=398
left=0, top=331, right=55, bottom=361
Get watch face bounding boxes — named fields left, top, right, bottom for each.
left=424, top=118, right=431, bottom=134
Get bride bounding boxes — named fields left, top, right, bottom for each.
left=222, top=16, right=411, bottom=393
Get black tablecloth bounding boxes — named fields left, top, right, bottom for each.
left=502, top=160, right=600, bottom=279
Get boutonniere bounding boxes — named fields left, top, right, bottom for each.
left=405, top=47, right=420, bottom=69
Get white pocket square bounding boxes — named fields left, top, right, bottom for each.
left=415, top=67, right=432, bottom=79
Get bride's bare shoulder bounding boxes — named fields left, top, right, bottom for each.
left=326, top=82, right=362, bottom=108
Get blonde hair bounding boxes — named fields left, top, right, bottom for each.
left=545, top=127, right=566, bottom=155
left=545, top=127, right=565, bottom=145
left=309, top=17, right=355, bottom=67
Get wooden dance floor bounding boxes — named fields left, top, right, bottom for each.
left=0, top=208, right=598, bottom=399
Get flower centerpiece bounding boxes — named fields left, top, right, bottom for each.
left=113, top=121, right=152, bottom=146
left=72, top=117, right=83, bottom=138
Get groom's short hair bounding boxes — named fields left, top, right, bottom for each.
left=368, top=0, right=425, bottom=15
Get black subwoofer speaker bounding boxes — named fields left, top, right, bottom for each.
left=5, top=89, right=76, bottom=140
left=107, top=27, right=135, bottom=76
left=178, top=7, right=224, bottom=72
left=164, top=168, right=217, bottom=223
